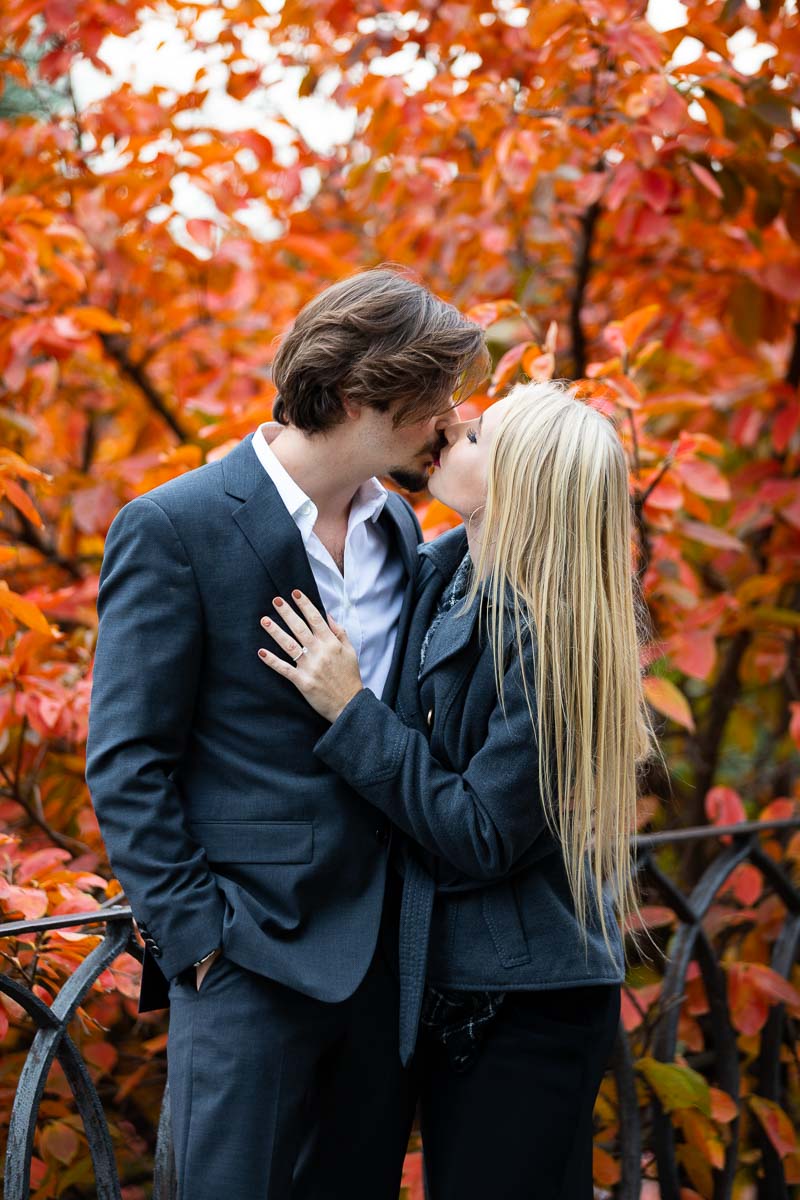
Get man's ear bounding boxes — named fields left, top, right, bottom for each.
left=340, top=394, right=362, bottom=422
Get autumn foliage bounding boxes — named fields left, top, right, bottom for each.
left=1, top=0, right=799, bottom=1195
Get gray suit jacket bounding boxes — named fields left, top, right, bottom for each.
left=314, top=525, right=625, bottom=1062
left=85, top=432, right=421, bottom=1012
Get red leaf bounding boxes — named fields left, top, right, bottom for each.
left=16, top=848, right=72, bottom=885
left=40, top=1120, right=80, bottom=1166
left=790, top=703, right=800, bottom=751
left=465, top=300, right=522, bottom=329
left=667, top=630, right=716, bottom=681
left=489, top=343, right=528, bottom=394
left=677, top=520, right=745, bottom=552
left=688, top=161, right=723, bottom=199
left=705, top=786, right=746, bottom=839
left=749, top=1097, right=798, bottom=1158
left=678, top=459, right=730, bottom=502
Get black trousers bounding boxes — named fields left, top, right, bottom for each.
left=381, top=862, right=621, bottom=1199
left=416, top=979, right=621, bottom=1199
left=166, top=866, right=418, bottom=1199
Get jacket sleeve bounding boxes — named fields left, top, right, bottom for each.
left=85, top=496, right=226, bottom=981
left=312, top=644, right=551, bottom=881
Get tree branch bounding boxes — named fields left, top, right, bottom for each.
left=100, top=334, right=190, bottom=442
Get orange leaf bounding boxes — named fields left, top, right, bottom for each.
left=2, top=478, right=43, bottom=527
left=69, top=306, right=131, bottom=334
left=606, top=305, right=660, bottom=353
left=643, top=676, right=695, bottom=731
left=0, top=582, right=53, bottom=636
left=523, top=351, right=555, bottom=382
left=709, top=1086, right=738, bottom=1124
left=528, top=2, right=579, bottom=44
left=592, top=1144, right=620, bottom=1186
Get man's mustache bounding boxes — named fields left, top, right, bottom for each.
left=426, top=435, right=448, bottom=456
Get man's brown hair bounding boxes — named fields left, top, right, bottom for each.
left=271, top=266, right=490, bottom=433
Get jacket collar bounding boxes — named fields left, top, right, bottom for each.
left=415, top=524, right=526, bottom=682
left=221, top=429, right=419, bottom=640
left=418, top=523, right=469, bottom=578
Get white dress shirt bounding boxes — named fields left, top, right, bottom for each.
left=251, top=422, right=406, bottom=700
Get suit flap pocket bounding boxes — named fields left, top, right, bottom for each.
left=189, top=819, right=313, bottom=863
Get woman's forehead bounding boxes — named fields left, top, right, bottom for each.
left=484, top=395, right=513, bottom=433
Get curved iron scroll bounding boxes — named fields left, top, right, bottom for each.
left=0, top=908, right=176, bottom=1199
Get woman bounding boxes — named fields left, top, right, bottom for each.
left=257, top=378, right=659, bottom=1198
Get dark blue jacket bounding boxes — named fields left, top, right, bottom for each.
left=85, top=432, right=421, bottom=1013
left=314, top=525, right=625, bottom=1062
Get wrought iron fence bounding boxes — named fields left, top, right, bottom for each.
left=1, top=817, right=799, bottom=1199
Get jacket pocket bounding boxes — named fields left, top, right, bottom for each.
left=482, top=881, right=532, bottom=968
left=188, top=819, right=313, bottom=864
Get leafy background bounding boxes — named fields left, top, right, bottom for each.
left=0, top=0, right=799, bottom=1196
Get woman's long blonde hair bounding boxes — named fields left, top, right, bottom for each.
left=464, top=378, right=661, bottom=961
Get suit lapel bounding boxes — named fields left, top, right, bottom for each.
left=222, top=432, right=326, bottom=615
left=377, top=494, right=421, bottom=706
left=395, top=562, right=443, bottom=722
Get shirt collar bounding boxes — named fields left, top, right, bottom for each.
left=252, top=422, right=389, bottom=539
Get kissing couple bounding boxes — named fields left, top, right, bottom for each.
left=87, top=266, right=655, bottom=1199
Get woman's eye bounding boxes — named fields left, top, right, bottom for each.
left=466, top=428, right=478, bottom=444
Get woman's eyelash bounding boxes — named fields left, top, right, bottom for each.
left=466, top=428, right=478, bottom=444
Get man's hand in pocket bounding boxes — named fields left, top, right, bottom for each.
left=195, top=947, right=222, bottom=991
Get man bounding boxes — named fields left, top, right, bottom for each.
left=85, top=266, right=489, bottom=1198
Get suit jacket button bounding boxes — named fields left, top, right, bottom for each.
left=151, top=946, right=163, bottom=958
left=426, top=708, right=433, bottom=727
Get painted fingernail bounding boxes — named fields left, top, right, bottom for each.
left=262, top=618, right=271, bottom=627
left=292, top=590, right=302, bottom=599
left=258, top=649, right=267, bottom=658
left=274, top=597, right=283, bottom=607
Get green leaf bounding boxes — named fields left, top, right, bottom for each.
left=637, top=1057, right=711, bottom=1116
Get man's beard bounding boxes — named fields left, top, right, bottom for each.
left=387, top=465, right=431, bottom=493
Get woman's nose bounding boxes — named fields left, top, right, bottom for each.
left=443, top=420, right=470, bottom=446
left=434, top=406, right=460, bottom=433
